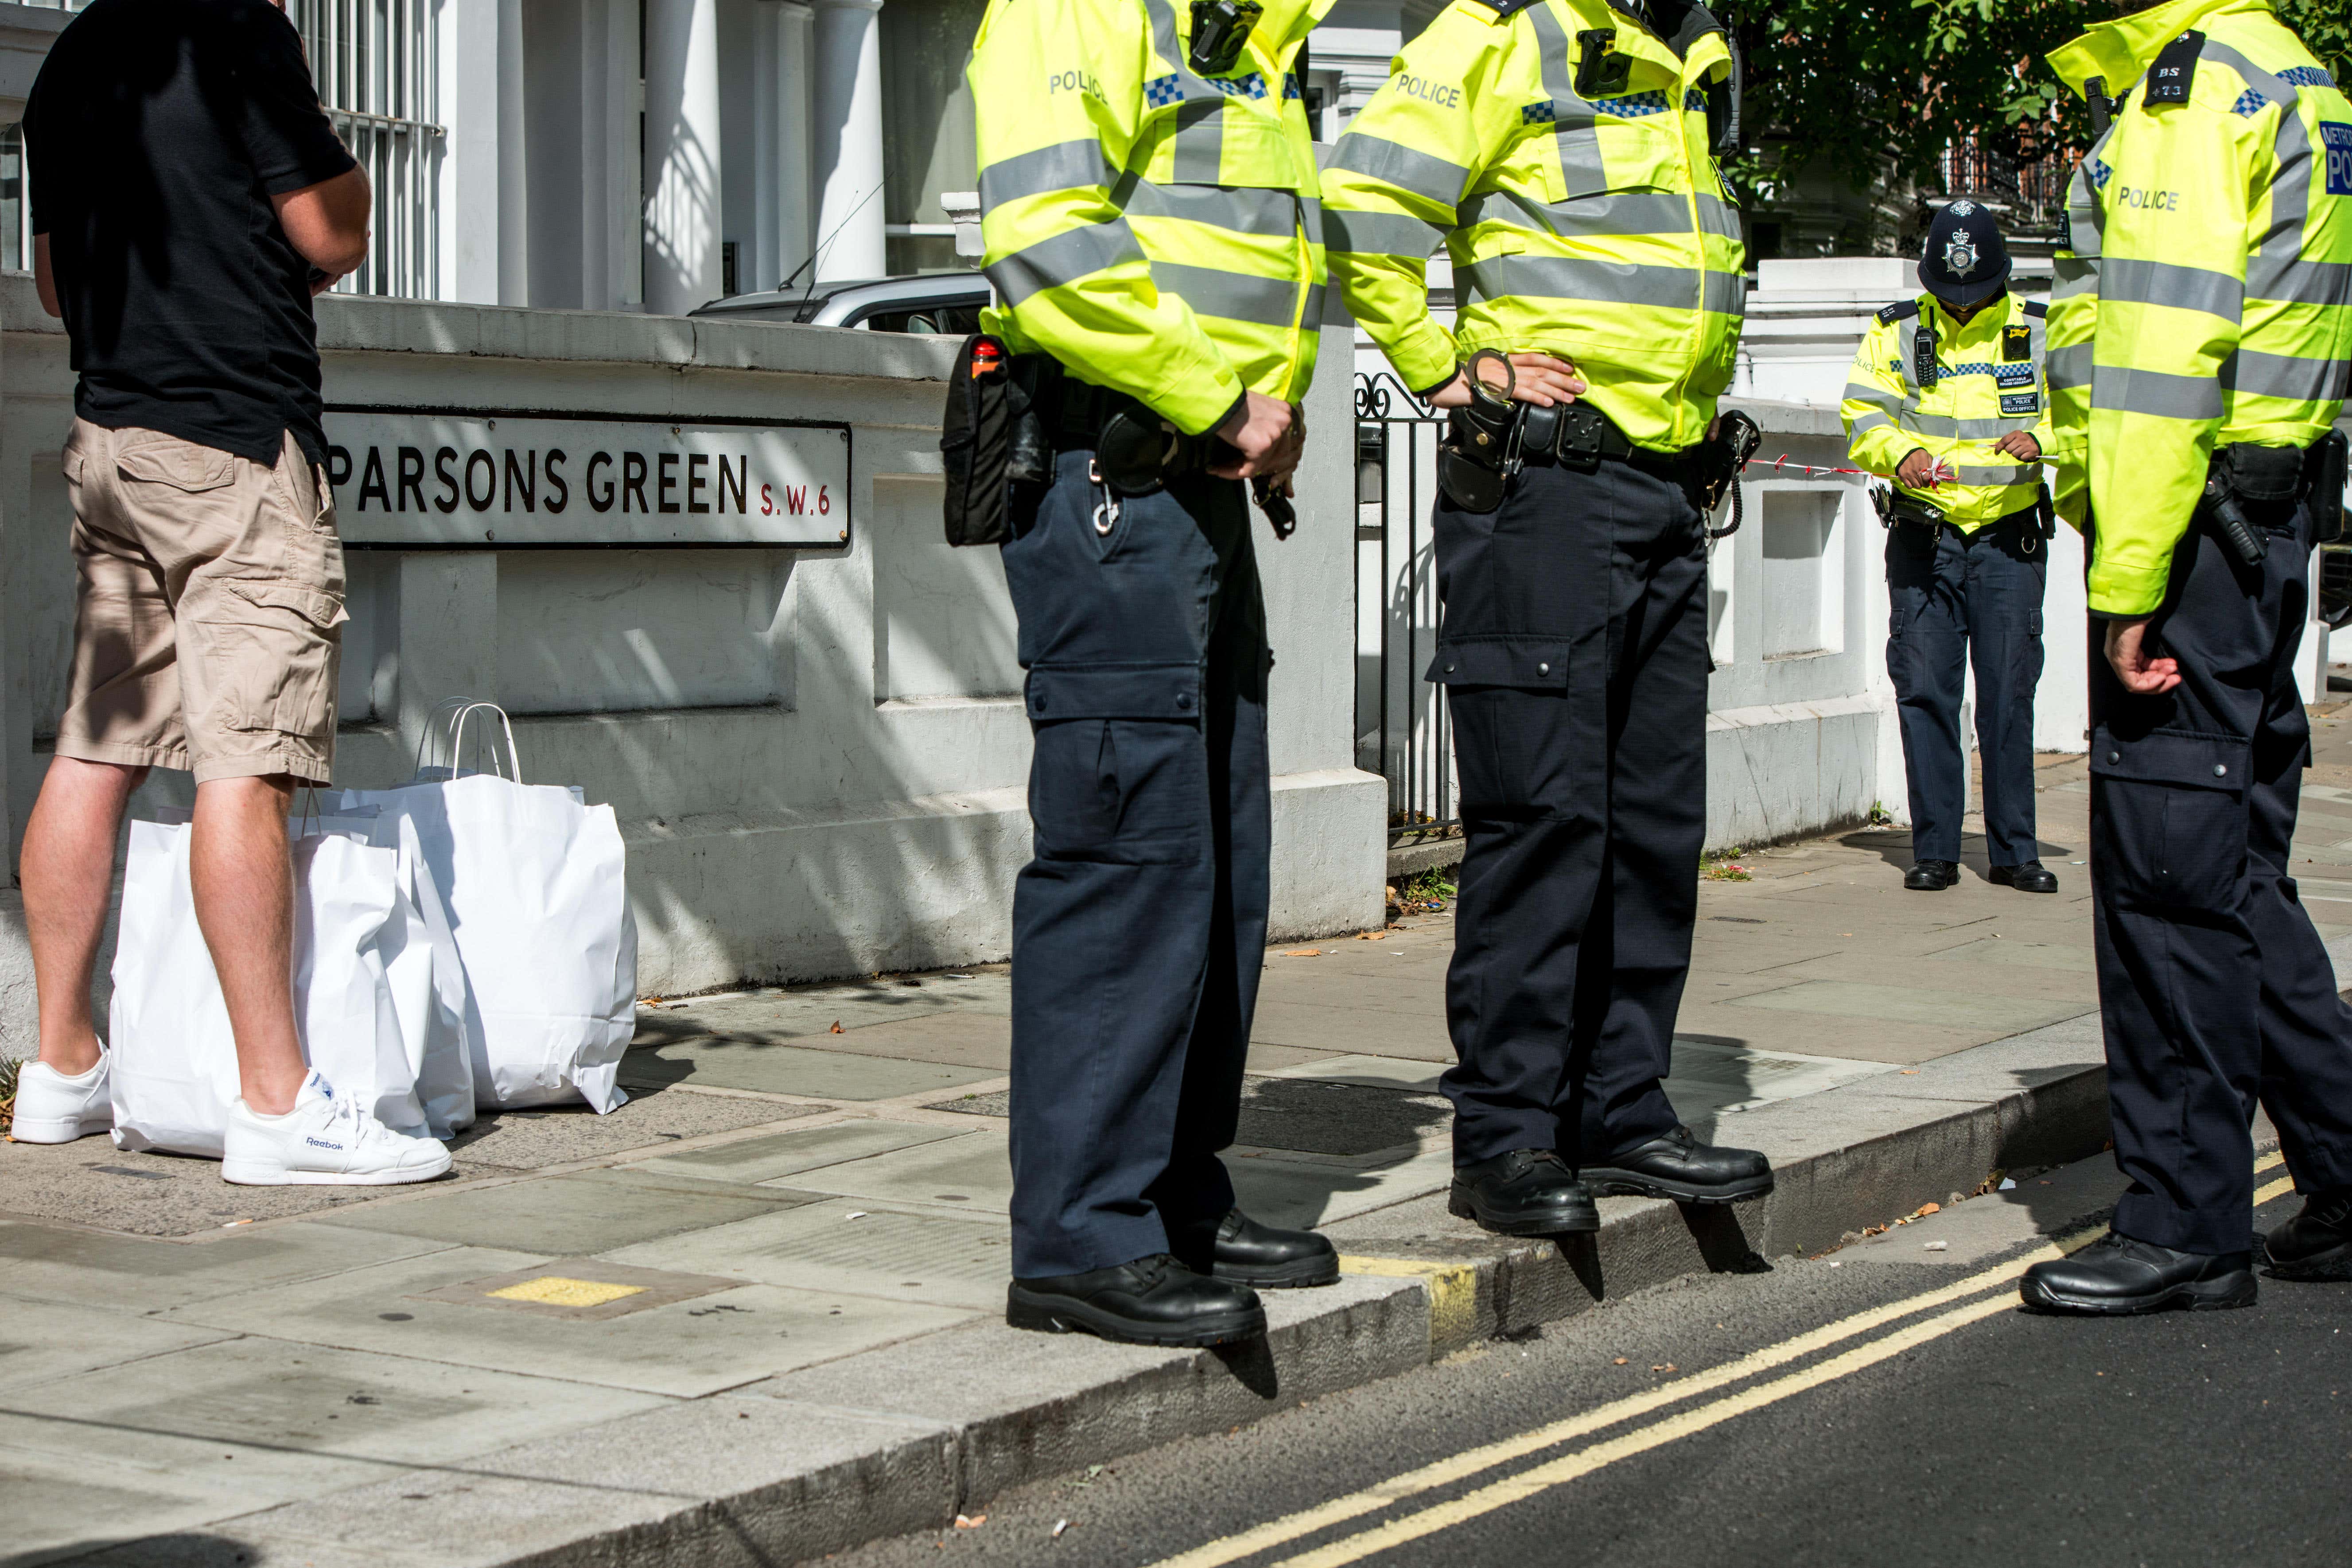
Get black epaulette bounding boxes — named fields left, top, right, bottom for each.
left=2023, top=300, right=2048, bottom=319
left=1875, top=300, right=1920, bottom=325
left=2145, top=29, right=2204, bottom=109
left=1461, top=0, right=1543, bottom=17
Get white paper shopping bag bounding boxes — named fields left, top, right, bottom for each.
left=334, top=703, right=636, bottom=1113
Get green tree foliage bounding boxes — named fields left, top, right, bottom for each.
left=1726, top=0, right=2352, bottom=202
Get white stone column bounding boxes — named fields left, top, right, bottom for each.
left=809, top=0, right=887, bottom=283
left=644, top=0, right=727, bottom=315
left=775, top=2, right=816, bottom=283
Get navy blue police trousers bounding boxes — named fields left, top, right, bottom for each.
left=2091, top=489, right=2352, bottom=1255
left=999, top=450, right=1269, bottom=1279
left=1432, top=457, right=1704, bottom=1167
left=1884, top=513, right=2047, bottom=868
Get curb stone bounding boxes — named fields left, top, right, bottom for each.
left=60, top=974, right=2212, bottom=1568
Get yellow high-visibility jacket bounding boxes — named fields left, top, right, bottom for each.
left=1841, top=288, right=2056, bottom=530
left=967, top=0, right=1332, bottom=437
left=1320, top=0, right=1744, bottom=451
left=2046, top=0, right=2352, bottom=615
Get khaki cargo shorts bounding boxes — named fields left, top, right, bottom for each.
left=56, top=420, right=346, bottom=785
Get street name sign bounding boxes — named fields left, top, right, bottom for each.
left=322, top=407, right=852, bottom=549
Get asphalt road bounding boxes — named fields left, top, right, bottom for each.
left=824, top=1153, right=2351, bottom=1568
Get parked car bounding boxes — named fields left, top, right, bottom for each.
left=689, top=274, right=991, bottom=335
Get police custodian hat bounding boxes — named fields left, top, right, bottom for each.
left=1917, top=200, right=2012, bottom=309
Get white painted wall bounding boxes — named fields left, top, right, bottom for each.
left=0, top=280, right=1386, bottom=1053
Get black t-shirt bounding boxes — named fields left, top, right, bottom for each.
left=26, top=0, right=357, bottom=467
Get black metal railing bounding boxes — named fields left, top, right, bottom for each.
left=1355, top=371, right=1456, bottom=843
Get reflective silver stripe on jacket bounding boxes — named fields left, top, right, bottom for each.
left=987, top=218, right=1148, bottom=305
left=2221, top=347, right=2352, bottom=403
left=1900, top=411, right=2043, bottom=440
left=1460, top=254, right=1742, bottom=313
left=2250, top=258, right=2352, bottom=308
left=1455, top=188, right=1733, bottom=242
left=1944, top=465, right=2043, bottom=488
left=1119, top=176, right=1302, bottom=237
left=2052, top=255, right=2100, bottom=300
left=1325, top=133, right=1472, bottom=212
left=1143, top=0, right=1234, bottom=181
left=980, top=139, right=1114, bottom=213
left=1322, top=206, right=1444, bottom=256
left=1526, top=4, right=1609, bottom=193
left=1152, top=261, right=1303, bottom=327
left=2045, top=342, right=2092, bottom=391
left=2096, top=257, right=2243, bottom=321
left=1844, top=380, right=1905, bottom=415
left=2090, top=363, right=2227, bottom=421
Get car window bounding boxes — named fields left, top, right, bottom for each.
left=855, top=301, right=988, bottom=335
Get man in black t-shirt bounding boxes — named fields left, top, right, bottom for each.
left=8, top=0, right=446, bottom=1186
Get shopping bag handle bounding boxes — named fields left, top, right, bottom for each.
left=446, top=701, right=523, bottom=783
left=410, top=697, right=523, bottom=783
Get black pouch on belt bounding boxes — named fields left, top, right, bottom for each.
left=940, top=335, right=1057, bottom=545
left=2305, top=429, right=2348, bottom=544
left=1438, top=401, right=1515, bottom=514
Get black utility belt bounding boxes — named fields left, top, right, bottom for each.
left=1874, top=484, right=2057, bottom=551
left=1433, top=351, right=1759, bottom=534
left=1508, top=401, right=1701, bottom=482
left=2199, top=432, right=2349, bottom=565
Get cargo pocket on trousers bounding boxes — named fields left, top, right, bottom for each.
left=2089, top=725, right=2250, bottom=910
left=205, top=581, right=349, bottom=739
left=116, top=438, right=237, bottom=493
left=1025, top=664, right=1205, bottom=864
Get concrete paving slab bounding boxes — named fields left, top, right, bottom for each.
left=608, top=1196, right=1015, bottom=1311
left=774, top=1127, right=1011, bottom=1214
left=1228, top=1144, right=1455, bottom=1229
left=175, top=1396, right=958, bottom=1568
left=314, top=1167, right=820, bottom=1254
left=630, top=974, right=1012, bottom=1049
left=1924, top=935, right=2099, bottom=973
left=164, top=1244, right=978, bottom=1397
left=1727, top=977, right=2087, bottom=1034
left=0, top=1138, right=492, bottom=1237
left=797, top=1007, right=1013, bottom=1070
left=1249, top=998, right=1453, bottom=1058
left=1259, top=1053, right=1446, bottom=1092
left=618, top=1037, right=1003, bottom=1100
left=0, top=1292, right=235, bottom=1392
left=620, top=1117, right=968, bottom=1184
left=933, top=1075, right=1451, bottom=1158
left=1841, top=1150, right=2130, bottom=1267
left=0, top=1336, right=670, bottom=1567
left=447, top=1087, right=821, bottom=1172
left=0, top=1219, right=454, bottom=1312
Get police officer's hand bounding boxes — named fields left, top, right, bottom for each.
left=1213, top=392, right=1304, bottom=479
left=2105, top=616, right=2182, bottom=696
left=1429, top=353, right=1586, bottom=409
left=1993, top=430, right=2042, bottom=463
left=1897, top=448, right=1948, bottom=489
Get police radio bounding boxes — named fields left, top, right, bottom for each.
left=1189, top=0, right=1261, bottom=75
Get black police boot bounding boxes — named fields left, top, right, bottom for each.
left=1211, top=1208, right=1340, bottom=1288
left=1904, top=859, right=1960, bottom=891
left=1988, top=860, right=2059, bottom=894
left=1007, top=1254, right=1266, bottom=1346
left=1448, top=1149, right=1600, bottom=1235
left=1581, top=1124, right=1774, bottom=1204
left=2018, top=1231, right=2257, bottom=1314
left=2259, top=1188, right=2352, bottom=1281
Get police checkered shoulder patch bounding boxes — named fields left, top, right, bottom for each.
left=2233, top=89, right=2270, bottom=117
left=2280, top=66, right=2336, bottom=88
left=1144, top=74, right=1183, bottom=107
left=1521, top=99, right=1555, bottom=125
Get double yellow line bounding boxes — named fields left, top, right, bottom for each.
left=1153, top=1153, right=2294, bottom=1568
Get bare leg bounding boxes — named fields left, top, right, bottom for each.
left=21, top=756, right=149, bottom=1075
left=190, top=774, right=304, bottom=1115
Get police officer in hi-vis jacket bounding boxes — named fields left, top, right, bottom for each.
left=2020, top=0, right=2352, bottom=1314
left=967, top=0, right=1343, bottom=1348
left=1322, top=0, right=1773, bottom=1237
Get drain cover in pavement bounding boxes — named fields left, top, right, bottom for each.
left=409, top=1258, right=737, bottom=1320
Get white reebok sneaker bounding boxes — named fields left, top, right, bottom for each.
left=221, top=1074, right=452, bottom=1186
left=9, top=1054, right=113, bottom=1143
